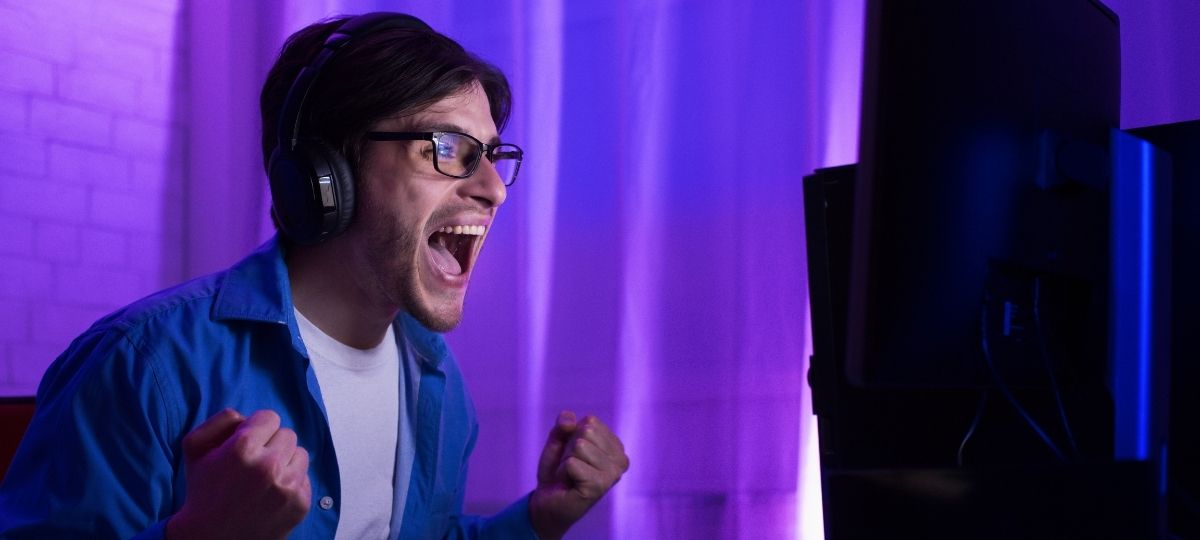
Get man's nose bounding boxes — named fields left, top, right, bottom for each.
left=462, top=158, right=508, bottom=208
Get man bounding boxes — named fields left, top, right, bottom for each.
left=0, top=12, right=628, bottom=540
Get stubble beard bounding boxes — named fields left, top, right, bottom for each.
left=363, top=212, right=464, bottom=334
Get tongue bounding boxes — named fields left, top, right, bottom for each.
left=428, top=239, right=463, bottom=275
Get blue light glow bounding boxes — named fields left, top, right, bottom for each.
left=1136, top=140, right=1153, bottom=459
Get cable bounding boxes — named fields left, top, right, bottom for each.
left=957, top=390, right=989, bottom=467
left=1031, top=277, right=1082, bottom=458
left=981, top=297, right=1068, bottom=462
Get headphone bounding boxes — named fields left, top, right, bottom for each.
left=268, top=12, right=433, bottom=245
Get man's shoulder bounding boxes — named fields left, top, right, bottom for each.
left=39, top=243, right=291, bottom=400
left=88, top=239, right=288, bottom=343
left=93, top=270, right=228, bottom=339
left=36, top=268, right=237, bottom=408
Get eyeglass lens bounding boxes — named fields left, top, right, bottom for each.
left=434, top=132, right=521, bottom=186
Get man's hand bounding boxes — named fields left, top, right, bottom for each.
left=166, top=409, right=312, bottom=540
left=530, top=411, right=629, bottom=540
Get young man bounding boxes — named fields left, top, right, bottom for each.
left=0, top=12, right=627, bottom=540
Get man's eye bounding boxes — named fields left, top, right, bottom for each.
left=460, top=147, right=479, bottom=165
left=436, top=141, right=456, bottom=159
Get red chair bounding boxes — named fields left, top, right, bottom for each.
left=0, top=397, right=36, bottom=482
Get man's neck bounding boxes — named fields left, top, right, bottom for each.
left=286, top=240, right=397, bottom=350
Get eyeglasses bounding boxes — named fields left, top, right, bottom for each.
left=366, top=131, right=524, bottom=186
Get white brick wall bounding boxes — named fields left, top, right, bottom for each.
left=0, top=0, right=186, bottom=395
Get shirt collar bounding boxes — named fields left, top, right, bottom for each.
left=212, top=236, right=291, bottom=325
left=397, top=313, right=449, bottom=370
left=211, top=234, right=448, bottom=370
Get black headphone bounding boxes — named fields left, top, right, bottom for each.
left=268, top=12, right=433, bottom=245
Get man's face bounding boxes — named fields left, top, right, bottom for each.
left=349, top=82, right=507, bottom=332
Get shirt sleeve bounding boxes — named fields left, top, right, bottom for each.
left=0, top=325, right=179, bottom=539
left=441, top=417, right=538, bottom=540
left=444, top=494, right=539, bottom=540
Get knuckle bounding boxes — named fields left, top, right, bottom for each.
left=255, top=409, right=282, bottom=426
left=293, top=450, right=311, bottom=472
left=230, top=432, right=258, bottom=457
left=270, top=466, right=296, bottom=491
left=251, top=449, right=278, bottom=470
left=245, top=460, right=274, bottom=485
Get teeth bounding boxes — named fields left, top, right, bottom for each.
left=438, top=225, right=486, bottom=236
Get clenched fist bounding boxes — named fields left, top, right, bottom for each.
left=166, top=409, right=311, bottom=540
left=530, top=411, right=630, bottom=540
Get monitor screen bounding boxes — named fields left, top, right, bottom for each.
left=845, top=0, right=1120, bottom=387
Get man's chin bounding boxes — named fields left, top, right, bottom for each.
left=409, top=303, right=463, bottom=333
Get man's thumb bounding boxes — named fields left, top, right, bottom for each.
left=182, top=408, right=244, bottom=462
left=536, top=411, right=577, bottom=484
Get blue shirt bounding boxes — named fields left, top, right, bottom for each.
left=0, top=237, right=536, bottom=540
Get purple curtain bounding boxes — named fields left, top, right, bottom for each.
left=409, top=1, right=861, bottom=537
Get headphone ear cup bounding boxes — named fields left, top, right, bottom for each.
left=316, top=140, right=356, bottom=238
left=268, top=145, right=319, bottom=244
left=269, top=13, right=433, bottom=245
left=267, top=141, right=355, bottom=245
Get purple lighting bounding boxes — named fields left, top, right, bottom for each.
left=614, top=1, right=672, bottom=535
left=517, top=0, right=564, bottom=494
left=0, top=1, right=187, bottom=391
left=4, top=0, right=1199, bottom=538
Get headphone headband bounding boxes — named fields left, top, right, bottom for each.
left=277, top=12, right=433, bottom=155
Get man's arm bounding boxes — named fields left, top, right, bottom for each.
left=0, top=329, right=178, bottom=539
left=441, top=418, right=541, bottom=540
left=0, top=329, right=313, bottom=540
left=438, top=411, right=629, bottom=540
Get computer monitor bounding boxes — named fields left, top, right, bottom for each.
left=805, top=2, right=1174, bottom=536
left=845, top=0, right=1120, bottom=388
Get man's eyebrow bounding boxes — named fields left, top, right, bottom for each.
left=415, top=121, right=502, bottom=145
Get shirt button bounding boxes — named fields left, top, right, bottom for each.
left=319, top=496, right=334, bottom=510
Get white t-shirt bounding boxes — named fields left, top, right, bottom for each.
left=295, top=308, right=414, bottom=540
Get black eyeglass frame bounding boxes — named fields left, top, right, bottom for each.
left=366, top=131, right=524, bottom=186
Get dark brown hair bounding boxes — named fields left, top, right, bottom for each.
left=259, top=15, right=512, bottom=175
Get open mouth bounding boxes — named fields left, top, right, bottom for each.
left=427, top=225, right=485, bottom=276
